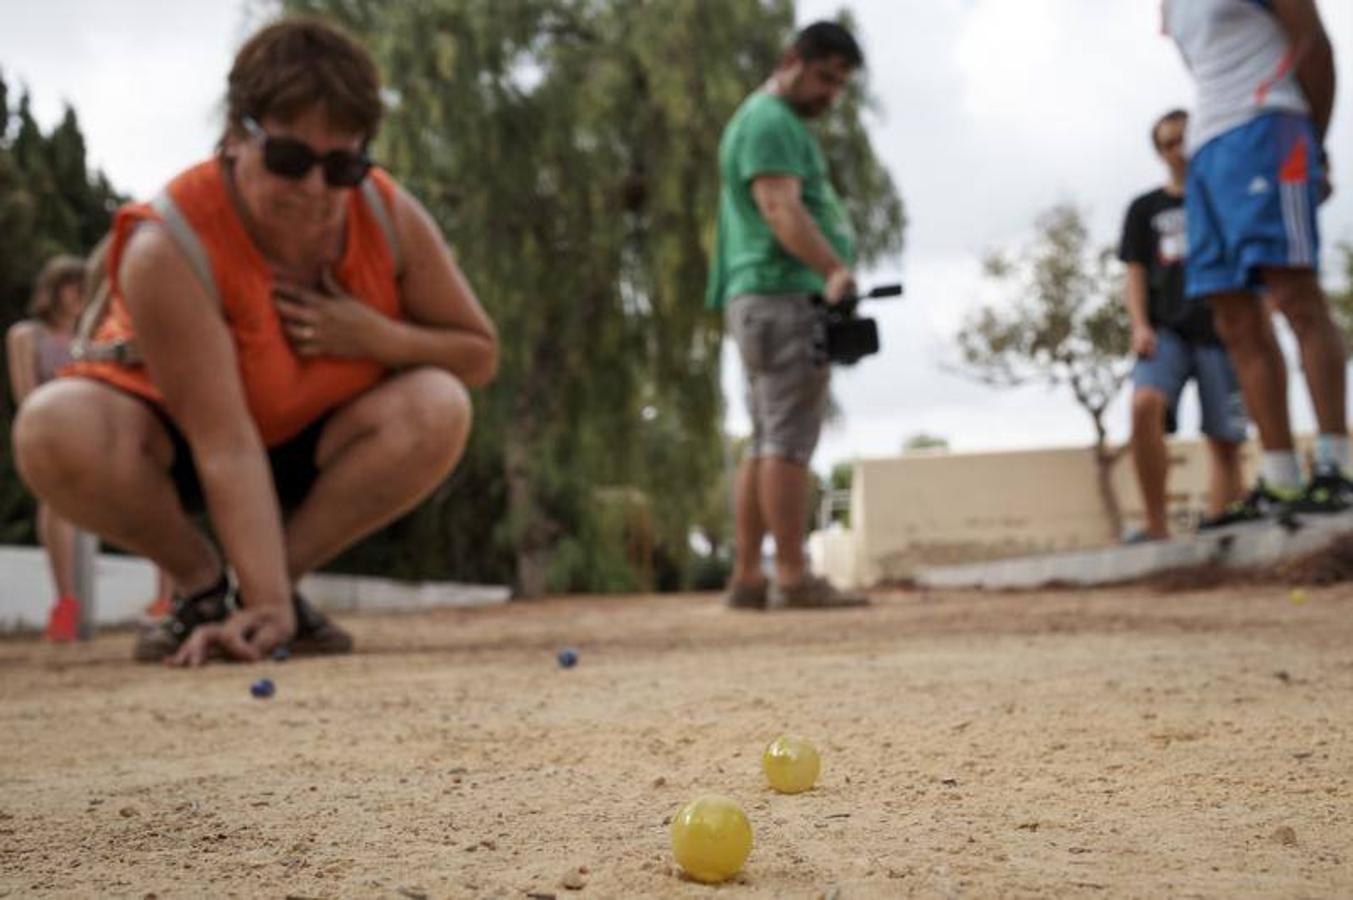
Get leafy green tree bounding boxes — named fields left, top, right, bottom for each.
left=828, top=460, right=852, bottom=492
left=280, top=0, right=904, bottom=594
left=0, top=72, right=123, bottom=543
left=817, top=460, right=854, bottom=527
left=956, top=204, right=1131, bottom=537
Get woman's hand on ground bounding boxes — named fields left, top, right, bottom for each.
left=167, top=604, right=296, bottom=667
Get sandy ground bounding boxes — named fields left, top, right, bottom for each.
left=1, top=583, right=1351, bottom=899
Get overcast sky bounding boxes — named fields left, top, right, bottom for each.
left=3, top=0, right=1353, bottom=474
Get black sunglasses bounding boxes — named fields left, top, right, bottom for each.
left=242, top=116, right=373, bottom=188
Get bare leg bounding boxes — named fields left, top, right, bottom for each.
left=13, top=379, right=221, bottom=595
left=1265, top=268, right=1347, bottom=436
left=1205, top=438, right=1245, bottom=519
left=731, top=458, right=768, bottom=588
left=1130, top=388, right=1170, bottom=539
left=758, top=456, right=810, bottom=587
left=154, top=568, right=174, bottom=604
left=1209, top=293, right=1294, bottom=451
left=284, top=368, right=472, bottom=578
left=36, top=503, right=78, bottom=600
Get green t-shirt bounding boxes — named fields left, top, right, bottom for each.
left=705, top=92, right=856, bottom=311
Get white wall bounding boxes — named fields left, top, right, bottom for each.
left=0, top=545, right=156, bottom=631
left=0, top=545, right=512, bottom=633
left=812, top=435, right=1302, bottom=588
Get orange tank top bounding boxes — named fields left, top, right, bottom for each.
left=65, top=158, right=402, bottom=447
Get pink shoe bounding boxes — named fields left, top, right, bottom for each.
left=45, top=596, right=81, bottom=643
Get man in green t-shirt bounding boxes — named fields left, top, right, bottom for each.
left=708, top=21, right=867, bottom=611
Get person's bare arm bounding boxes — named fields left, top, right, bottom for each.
left=1272, top=0, right=1336, bottom=142
left=1124, top=263, right=1157, bottom=358
left=119, top=224, right=294, bottom=662
left=274, top=186, right=498, bottom=386
left=6, top=322, right=39, bottom=406
left=750, top=175, right=855, bottom=303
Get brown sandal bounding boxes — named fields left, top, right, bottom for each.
left=768, top=575, right=869, bottom=610
left=723, top=580, right=769, bottom=610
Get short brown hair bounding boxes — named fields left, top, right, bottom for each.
left=223, top=17, right=383, bottom=145
left=28, top=255, right=86, bottom=324
left=1152, top=108, right=1188, bottom=150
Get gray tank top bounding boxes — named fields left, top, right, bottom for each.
left=34, top=325, right=72, bottom=384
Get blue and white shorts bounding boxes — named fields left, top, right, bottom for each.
left=1185, top=112, right=1323, bottom=299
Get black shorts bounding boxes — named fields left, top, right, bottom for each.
left=143, top=403, right=328, bottom=515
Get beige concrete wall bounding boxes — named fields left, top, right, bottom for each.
left=806, top=526, right=861, bottom=589
left=836, top=437, right=1294, bottom=586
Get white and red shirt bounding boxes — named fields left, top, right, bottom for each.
left=1163, top=0, right=1310, bottom=152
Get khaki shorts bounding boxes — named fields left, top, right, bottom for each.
left=727, top=293, right=830, bottom=464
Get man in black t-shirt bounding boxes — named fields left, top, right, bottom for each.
left=1120, top=109, right=1246, bottom=540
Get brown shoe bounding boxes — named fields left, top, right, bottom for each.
left=133, top=579, right=352, bottom=662
left=768, top=575, right=869, bottom=610
left=723, top=580, right=769, bottom=610
left=132, top=570, right=236, bottom=663
left=288, top=594, right=354, bottom=656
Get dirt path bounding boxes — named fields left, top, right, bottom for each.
left=2, top=584, right=1350, bottom=898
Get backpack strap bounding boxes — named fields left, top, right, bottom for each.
left=71, top=235, right=116, bottom=361
left=360, top=176, right=404, bottom=277
left=71, top=191, right=221, bottom=366
left=150, top=191, right=220, bottom=306
left=70, top=280, right=129, bottom=364
left=74, top=181, right=401, bottom=366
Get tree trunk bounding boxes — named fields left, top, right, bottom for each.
left=503, top=433, right=557, bottom=599
left=1090, top=411, right=1127, bottom=542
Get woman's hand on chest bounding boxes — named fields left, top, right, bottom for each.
left=273, top=268, right=393, bottom=361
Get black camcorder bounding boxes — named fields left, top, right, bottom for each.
left=812, top=283, right=903, bottom=366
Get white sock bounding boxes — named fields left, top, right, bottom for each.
left=1314, top=434, right=1350, bottom=474
left=1261, top=451, right=1303, bottom=490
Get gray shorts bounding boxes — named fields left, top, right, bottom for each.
left=727, top=293, right=830, bottom=464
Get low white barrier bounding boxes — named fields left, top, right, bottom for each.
left=0, top=544, right=510, bottom=633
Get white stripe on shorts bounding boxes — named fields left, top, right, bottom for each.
left=1280, top=183, right=1299, bottom=265
left=1281, top=182, right=1312, bottom=267
left=1294, top=183, right=1313, bottom=266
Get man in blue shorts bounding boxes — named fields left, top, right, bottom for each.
left=1165, top=0, right=1349, bottom=521
left=1121, top=109, right=1246, bottom=540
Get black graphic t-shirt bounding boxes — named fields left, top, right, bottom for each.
left=1117, top=188, right=1217, bottom=344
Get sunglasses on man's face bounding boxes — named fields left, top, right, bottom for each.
left=242, top=116, right=372, bottom=188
